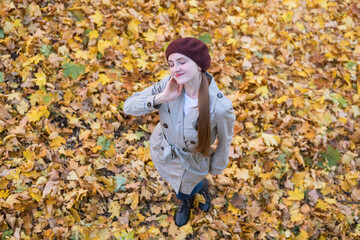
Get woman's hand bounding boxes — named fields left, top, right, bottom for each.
left=154, top=77, right=183, bottom=105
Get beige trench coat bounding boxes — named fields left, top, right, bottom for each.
left=123, top=73, right=235, bottom=194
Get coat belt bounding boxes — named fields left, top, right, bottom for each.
left=162, top=143, right=208, bottom=176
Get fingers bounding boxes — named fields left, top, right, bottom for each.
left=177, top=84, right=183, bottom=93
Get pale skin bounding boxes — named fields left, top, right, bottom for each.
left=154, top=53, right=202, bottom=105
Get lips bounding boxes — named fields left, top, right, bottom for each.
left=175, top=73, right=184, bottom=78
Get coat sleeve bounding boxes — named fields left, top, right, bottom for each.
left=123, top=76, right=170, bottom=116
left=209, top=106, right=235, bottom=175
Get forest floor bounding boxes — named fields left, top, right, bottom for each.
left=0, top=0, right=360, bottom=239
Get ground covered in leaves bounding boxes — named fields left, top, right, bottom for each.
left=1, top=0, right=360, bottom=239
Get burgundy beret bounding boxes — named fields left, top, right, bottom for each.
left=165, top=37, right=211, bottom=71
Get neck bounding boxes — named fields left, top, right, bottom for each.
left=184, top=72, right=202, bottom=99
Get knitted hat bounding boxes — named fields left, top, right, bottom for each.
left=165, top=37, right=211, bottom=71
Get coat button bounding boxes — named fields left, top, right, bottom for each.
left=190, top=141, right=196, bottom=144
left=217, top=93, right=223, bottom=98
left=182, top=148, right=188, bottom=152
left=168, top=108, right=171, bottom=113
left=147, top=102, right=151, bottom=107
left=163, top=123, right=168, bottom=128
left=161, top=147, right=164, bottom=151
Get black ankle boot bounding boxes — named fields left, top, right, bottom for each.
left=175, top=195, right=194, bottom=227
left=198, top=179, right=211, bottom=212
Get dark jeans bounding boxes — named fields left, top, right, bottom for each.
left=176, top=180, right=204, bottom=200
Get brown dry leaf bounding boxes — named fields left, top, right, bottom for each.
left=351, top=189, right=360, bottom=201
left=231, top=194, right=247, bottom=209
left=247, top=201, right=261, bottom=218
left=1, top=1, right=359, bottom=239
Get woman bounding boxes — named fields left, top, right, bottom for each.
left=123, top=37, right=235, bottom=227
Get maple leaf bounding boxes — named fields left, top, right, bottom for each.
left=113, top=175, right=126, bottom=192
left=88, top=30, right=99, bottom=40
left=61, top=62, right=86, bottom=80
left=318, top=146, right=341, bottom=169
left=0, top=29, right=4, bottom=39
left=50, top=136, right=66, bottom=148
left=288, top=188, right=304, bottom=201
left=143, top=29, right=157, bottom=42
left=23, top=149, right=34, bottom=161
left=291, top=212, right=305, bottom=222
left=115, top=230, right=134, bottom=240
left=0, top=190, right=10, bottom=199
left=1, top=230, right=12, bottom=239
left=0, top=72, right=4, bottom=82
left=40, top=44, right=53, bottom=58
left=261, top=133, right=279, bottom=146
left=27, top=106, right=50, bottom=122
left=108, top=201, right=120, bottom=219
left=293, top=96, right=305, bottom=109
left=34, top=71, right=46, bottom=87
left=90, top=10, right=103, bottom=27
left=3, top=194, right=21, bottom=209
left=98, top=73, right=111, bottom=85
left=198, top=33, right=212, bottom=44
left=97, top=136, right=111, bottom=151
left=128, top=19, right=139, bottom=38
left=75, top=50, right=90, bottom=60
left=122, top=131, right=144, bottom=142
left=256, top=85, right=269, bottom=98
left=296, top=230, right=309, bottom=240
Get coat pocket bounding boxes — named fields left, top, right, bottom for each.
left=183, top=153, right=209, bottom=176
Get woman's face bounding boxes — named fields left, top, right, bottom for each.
left=168, top=53, right=201, bottom=86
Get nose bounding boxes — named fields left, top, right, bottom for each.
left=172, top=63, right=181, bottom=73
left=174, top=63, right=181, bottom=71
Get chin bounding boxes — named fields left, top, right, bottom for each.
left=175, top=78, right=186, bottom=85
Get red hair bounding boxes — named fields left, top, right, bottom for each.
left=195, top=72, right=211, bottom=156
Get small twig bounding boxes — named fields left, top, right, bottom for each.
left=336, top=199, right=360, bottom=204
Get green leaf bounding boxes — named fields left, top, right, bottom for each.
left=317, top=160, right=326, bottom=169
left=43, top=95, right=52, bottom=103
left=345, top=61, right=356, bottom=70
left=119, top=230, right=134, bottom=240
left=330, top=94, right=348, bottom=108
left=68, top=9, right=85, bottom=21
left=113, top=175, right=127, bottom=192
left=2, top=230, right=13, bottom=240
left=62, top=62, right=86, bottom=80
left=117, top=101, right=124, bottom=111
left=0, top=29, right=4, bottom=39
left=338, top=97, right=348, bottom=108
left=40, top=44, right=53, bottom=58
left=0, top=72, right=4, bottom=82
left=135, top=131, right=145, bottom=140
left=234, top=75, right=243, bottom=81
left=277, top=153, right=287, bottom=165
left=97, top=136, right=111, bottom=151
left=320, top=146, right=341, bottom=169
left=304, top=157, right=313, bottom=167
left=197, top=33, right=212, bottom=45
left=255, top=51, right=263, bottom=58
left=225, top=0, right=233, bottom=4
left=292, top=225, right=300, bottom=235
